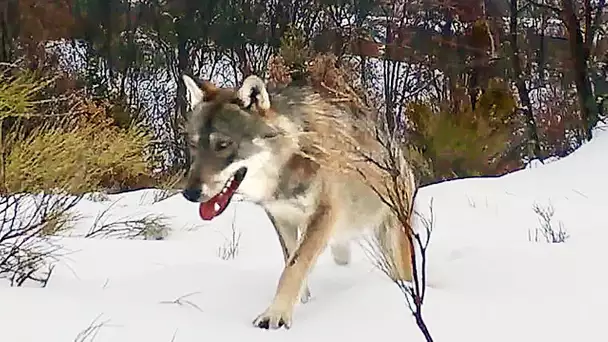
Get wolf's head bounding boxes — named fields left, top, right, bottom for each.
left=181, top=74, right=296, bottom=220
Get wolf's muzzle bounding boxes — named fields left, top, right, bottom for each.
left=182, top=188, right=202, bottom=202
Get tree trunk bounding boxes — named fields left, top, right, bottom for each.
left=561, top=0, right=597, bottom=141
left=175, top=17, right=191, bottom=170
left=508, top=0, right=542, bottom=161
left=0, top=0, right=17, bottom=63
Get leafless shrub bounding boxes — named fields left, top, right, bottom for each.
left=0, top=192, right=81, bottom=286
left=529, top=202, right=569, bottom=243
left=217, top=208, right=241, bottom=260
left=361, top=192, right=435, bottom=342
left=39, top=204, right=82, bottom=237
left=85, top=200, right=170, bottom=240
left=351, top=125, right=433, bottom=340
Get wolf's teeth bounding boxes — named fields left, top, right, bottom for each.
left=221, top=187, right=228, bottom=193
left=214, top=203, right=220, bottom=212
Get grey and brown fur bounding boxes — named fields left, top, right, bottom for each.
left=181, top=74, right=417, bottom=330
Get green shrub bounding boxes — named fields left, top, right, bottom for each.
left=1, top=71, right=154, bottom=195
left=278, top=24, right=312, bottom=81
left=405, top=78, right=520, bottom=184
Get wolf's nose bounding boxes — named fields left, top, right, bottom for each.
left=182, top=188, right=202, bottom=202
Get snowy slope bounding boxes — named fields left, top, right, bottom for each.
left=1, top=124, right=607, bottom=342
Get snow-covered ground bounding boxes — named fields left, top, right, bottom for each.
left=2, top=124, right=607, bottom=342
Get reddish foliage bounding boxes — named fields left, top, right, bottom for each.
left=11, top=0, right=75, bottom=69
left=447, top=0, right=483, bottom=22
left=17, top=0, right=74, bottom=45
left=535, top=93, right=583, bottom=157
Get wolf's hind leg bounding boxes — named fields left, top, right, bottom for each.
left=374, top=213, right=413, bottom=282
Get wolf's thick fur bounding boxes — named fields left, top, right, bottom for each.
left=181, top=73, right=417, bottom=330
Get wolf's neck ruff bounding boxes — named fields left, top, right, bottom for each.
left=199, top=167, right=248, bottom=220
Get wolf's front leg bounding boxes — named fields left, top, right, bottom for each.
left=265, top=209, right=312, bottom=304
left=253, top=201, right=334, bottom=330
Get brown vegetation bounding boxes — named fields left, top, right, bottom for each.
left=2, top=0, right=606, bottom=190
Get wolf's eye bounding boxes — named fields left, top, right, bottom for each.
left=188, top=140, right=197, bottom=149
left=215, top=140, right=232, bottom=152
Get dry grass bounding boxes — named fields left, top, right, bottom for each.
left=4, top=116, right=151, bottom=195
left=73, top=313, right=114, bottom=342
left=217, top=208, right=242, bottom=260
left=151, top=172, right=183, bottom=203
left=529, top=202, right=569, bottom=243
left=1, top=69, right=154, bottom=196
left=85, top=199, right=170, bottom=240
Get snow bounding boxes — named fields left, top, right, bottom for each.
left=2, top=124, right=608, bottom=342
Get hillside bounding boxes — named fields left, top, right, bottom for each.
left=1, top=124, right=606, bottom=342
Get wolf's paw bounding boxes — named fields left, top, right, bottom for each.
left=252, top=307, right=293, bottom=330
left=299, top=286, right=311, bottom=304
left=330, top=241, right=351, bottom=266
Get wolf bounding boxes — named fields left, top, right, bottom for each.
left=180, top=73, right=417, bottom=330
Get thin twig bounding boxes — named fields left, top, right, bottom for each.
left=159, top=291, right=204, bottom=313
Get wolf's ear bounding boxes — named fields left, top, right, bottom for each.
left=236, top=75, right=271, bottom=111
left=182, top=74, right=219, bottom=107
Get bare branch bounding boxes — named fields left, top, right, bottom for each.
left=159, top=291, right=204, bottom=313
left=84, top=199, right=170, bottom=240
left=73, top=314, right=112, bottom=342
left=0, top=192, right=81, bottom=286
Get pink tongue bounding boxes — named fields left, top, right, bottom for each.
left=198, top=179, right=240, bottom=221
